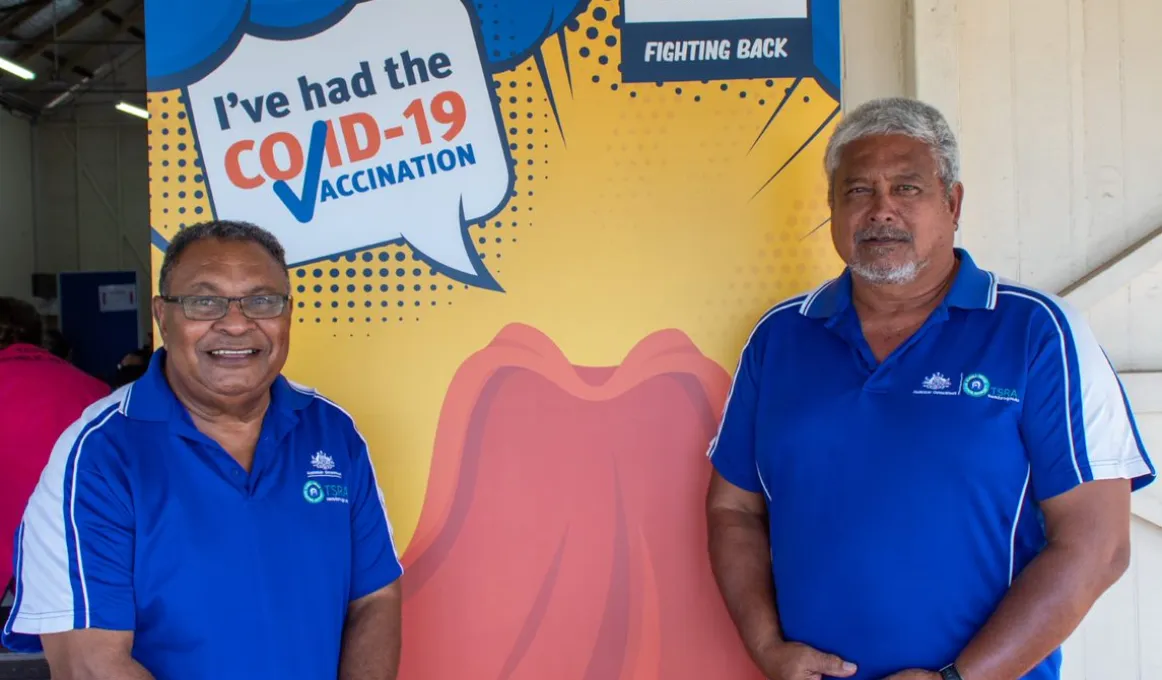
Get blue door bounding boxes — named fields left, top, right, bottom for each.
left=58, top=271, right=141, bottom=382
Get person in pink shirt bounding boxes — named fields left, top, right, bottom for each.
left=0, top=297, right=110, bottom=597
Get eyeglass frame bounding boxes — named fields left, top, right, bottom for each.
left=158, top=294, right=293, bottom=321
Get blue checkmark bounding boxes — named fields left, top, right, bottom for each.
left=273, top=119, right=328, bottom=223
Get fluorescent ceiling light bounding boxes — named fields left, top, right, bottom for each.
left=116, top=101, right=150, bottom=119
left=0, top=56, right=34, bottom=80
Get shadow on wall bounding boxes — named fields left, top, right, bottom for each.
left=399, top=323, right=762, bottom=679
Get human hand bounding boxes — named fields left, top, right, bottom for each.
left=753, top=640, right=858, bottom=679
left=879, top=671, right=941, bottom=680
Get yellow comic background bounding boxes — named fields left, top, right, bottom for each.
left=147, top=0, right=843, bottom=552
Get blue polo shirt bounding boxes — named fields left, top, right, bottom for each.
left=3, top=349, right=403, bottom=678
left=709, top=249, right=1155, bottom=680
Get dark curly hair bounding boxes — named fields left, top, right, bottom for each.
left=0, top=297, right=43, bottom=350
left=158, top=219, right=288, bottom=295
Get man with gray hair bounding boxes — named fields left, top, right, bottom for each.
left=706, top=97, right=1154, bottom=680
left=3, top=220, right=404, bottom=679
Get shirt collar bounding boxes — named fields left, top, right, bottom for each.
left=801, top=247, right=997, bottom=319
left=123, top=348, right=315, bottom=422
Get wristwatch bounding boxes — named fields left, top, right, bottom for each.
left=939, top=664, right=964, bottom=680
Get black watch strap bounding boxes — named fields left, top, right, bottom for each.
left=939, top=664, right=964, bottom=680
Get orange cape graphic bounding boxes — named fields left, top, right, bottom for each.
left=399, top=323, right=763, bottom=679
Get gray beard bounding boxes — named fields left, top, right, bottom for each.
left=850, top=259, right=925, bottom=285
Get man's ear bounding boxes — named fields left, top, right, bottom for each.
left=947, top=181, right=965, bottom=226
left=151, top=296, right=168, bottom=341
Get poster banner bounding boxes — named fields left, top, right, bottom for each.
left=619, top=0, right=839, bottom=86
left=145, top=0, right=842, bottom=675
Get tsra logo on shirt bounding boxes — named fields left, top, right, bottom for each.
left=963, top=373, right=990, bottom=397
left=303, top=480, right=326, bottom=504
left=963, top=373, right=1020, bottom=402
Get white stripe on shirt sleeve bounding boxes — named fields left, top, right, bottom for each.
left=7, top=394, right=122, bottom=636
left=1053, top=296, right=1153, bottom=480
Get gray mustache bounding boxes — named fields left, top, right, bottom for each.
left=855, top=228, right=913, bottom=243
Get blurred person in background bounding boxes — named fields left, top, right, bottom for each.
left=42, top=329, right=72, bottom=362
left=110, top=343, right=153, bottom=388
left=0, top=297, right=109, bottom=599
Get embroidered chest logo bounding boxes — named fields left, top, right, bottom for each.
left=922, top=372, right=952, bottom=391
left=963, top=373, right=990, bottom=397
left=913, top=372, right=958, bottom=396
left=303, top=481, right=325, bottom=503
left=913, top=372, right=1020, bottom=403
left=311, top=451, right=336, bottom=472
left=302, top=451, right=349, bottom=504
left=964, top=373, right=1020, bottom=403
left=308, top=451, right=342, bottom=479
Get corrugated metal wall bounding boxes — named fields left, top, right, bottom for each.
left=0, top=112, right=33, bottom=300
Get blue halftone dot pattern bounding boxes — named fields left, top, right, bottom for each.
left=473, top=0, right=587, bottom=68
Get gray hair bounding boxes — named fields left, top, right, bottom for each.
left=159, top=220, right=288, bottom=295
left=824, top=97, right=960, bottom=198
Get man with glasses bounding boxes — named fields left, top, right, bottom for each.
left=3, top=220, right=404, bottom=680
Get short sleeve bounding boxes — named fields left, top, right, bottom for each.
left=2, top=406, right=136, bottom=653
left=1019, top=298, right=1156, bottom=502
left=708, top=324, right=768, bottom=495
left=346, top=426, right=403, bottom=601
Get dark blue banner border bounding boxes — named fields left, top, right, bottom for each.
left=620, top=17, right=814, bottom=84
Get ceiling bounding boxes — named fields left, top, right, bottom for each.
left=0, top=0, right=144, bottom=119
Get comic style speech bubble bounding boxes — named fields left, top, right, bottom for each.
left=184, top=0, right=513, bottom=288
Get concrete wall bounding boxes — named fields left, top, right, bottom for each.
left=827, top=1, right=1162, bottom=676
left=904, top=1, right=1162, bottom=677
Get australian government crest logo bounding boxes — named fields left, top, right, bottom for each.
left=922, top=372, right=952, bottom=391
left=302, top=451, right=349, bottom=504
left=913, top=372, right=958, bottom=396
left=308, top=451, right=342, bottom=478
left=311, top=451, right=335, bottom=471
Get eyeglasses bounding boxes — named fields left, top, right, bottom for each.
left=160, top=294, right=290, bottom=321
